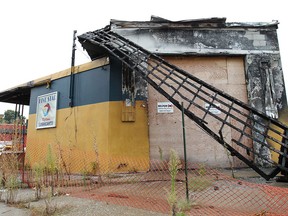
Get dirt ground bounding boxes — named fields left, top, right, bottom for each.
left=0, top=189, right=168, bottom=216
left=1, top=168, right=288, bottom=216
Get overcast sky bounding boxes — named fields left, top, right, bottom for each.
left=0, top=0, right=287, bottom=116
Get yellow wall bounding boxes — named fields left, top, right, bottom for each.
left=25, top=101, right=149, bottom=174
left=108, top=101, right=150, bottom=172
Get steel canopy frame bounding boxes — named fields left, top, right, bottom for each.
left=78, top=27, right=288, bottom=180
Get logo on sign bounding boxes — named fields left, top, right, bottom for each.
left=36, top=92, right=58, bottom=129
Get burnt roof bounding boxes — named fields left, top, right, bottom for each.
left=110, top=16, right=228, bottom=28
left=110, top=15, right=279, bottom=29
left=0, top=16, right=279, bottom=106
left=78, top=16, right=279, bottom=60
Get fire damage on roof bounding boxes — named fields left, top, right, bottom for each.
left=0, top=16, right=280, bottom=106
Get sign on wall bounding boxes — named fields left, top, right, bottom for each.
left=157, top=102, right=174, bottom=113
left=36, top=92, right=58, bottom=129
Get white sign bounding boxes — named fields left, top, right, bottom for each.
left=36, top=92, right=58, bottom=129
left=157, top=102, right=174, bottom=113
left=204, top=103, right=221, bottom=115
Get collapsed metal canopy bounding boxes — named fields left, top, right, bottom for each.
left=77, top=27, right=288, bottom=180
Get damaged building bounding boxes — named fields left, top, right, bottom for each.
left=0, top=16, right=287, bottom=178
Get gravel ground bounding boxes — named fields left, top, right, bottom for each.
left=0, top=189, right=168, bottom=216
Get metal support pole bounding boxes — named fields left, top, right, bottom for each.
left=20, top=103, right=25, bottom=183
left=14, top=103, right=19, bottom=146
left=181, top=102, right=189, bottom=202
left=69, top=30, right=77, bottom=107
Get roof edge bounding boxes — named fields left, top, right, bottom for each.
left=0, top=57, right=109, bottom=105
left=110, top=16, right=279, bottom=29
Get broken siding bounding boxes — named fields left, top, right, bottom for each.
left=245, top=53, right=287, bottom=166
left=121, top=58, right=148, bottom=122
left=246, top=54, right=286, bottom=117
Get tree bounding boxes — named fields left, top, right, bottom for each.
left=0, top=114, right=4, bottom=124
left=3, top=110, right=25, bottom=124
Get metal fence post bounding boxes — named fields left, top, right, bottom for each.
left=181, top=102, right=189, bottom=202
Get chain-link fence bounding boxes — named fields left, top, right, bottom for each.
left=1, top=145, right=288, bottom=215
left=0, top=124, right=288, bottom=215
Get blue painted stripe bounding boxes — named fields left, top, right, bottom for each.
left=29, top=57, right=147, bottom=114
left=30, top=65, right=113, bottom=114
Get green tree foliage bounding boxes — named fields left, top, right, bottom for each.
left=3, top=110, right=25, bottom=124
